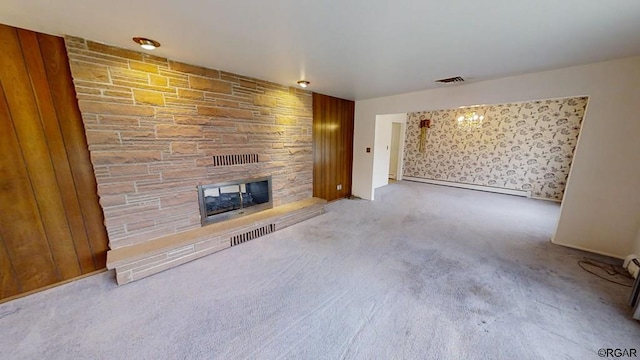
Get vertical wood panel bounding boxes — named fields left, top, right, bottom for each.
left=17, top=29, right=83, bottom=279
left=313, top=94, right=325, bottom=199
left=328, top=97, right=337, bottom=199
left=0, top=230, right=20, bottom=298
left=333, top=99, right=341, bottom=199
left=37, top=34, right=107, bottom=274
left=343, top=101, right=355, bottom=197
left=0, top=74, right=58, bottom=291
left=0, top=26, right=72, bottom=282
left=38, top=34, right=109, bottom=268
left=312, top=93, right=354, bottom=201
left=0, top=24, right=109, bottom=300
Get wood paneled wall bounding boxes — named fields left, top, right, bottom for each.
left=312, top=93, right=354, bottom=201
left=0, top=24, right=108, bottom=300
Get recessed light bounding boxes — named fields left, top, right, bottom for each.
left=132, top=37, right=161, bottom=50
left=297, top=80, right=310, bottom=88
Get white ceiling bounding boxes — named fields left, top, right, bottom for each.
left=1, top=0, right=639, bottom=100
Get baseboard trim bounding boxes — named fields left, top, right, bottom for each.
left=532, top=196, right=562, bottom=203
left=549, top=237, right=625, bottom=260
left=403, top=177, right=531, bottom=197
left=0, top=269, right=107, bottom=304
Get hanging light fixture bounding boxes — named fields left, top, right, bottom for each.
left=457, top=111, right=484, bottom=131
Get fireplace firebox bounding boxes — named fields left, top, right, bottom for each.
left=197, top=176, right=273, bottom=226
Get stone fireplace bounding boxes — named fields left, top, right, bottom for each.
left=64, top=36, right=314, bottom=253
left=198, top=176, right=273, bottom=225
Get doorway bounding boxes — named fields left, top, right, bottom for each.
left=372, top=113, right=407, bottom=192
left=389, top=122, right=402, bottom=180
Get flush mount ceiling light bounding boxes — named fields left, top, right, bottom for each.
left=297, top=80, right=310, bottom=88
left=132, top=37, right=161, bottom=50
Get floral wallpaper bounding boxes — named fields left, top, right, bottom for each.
left=403, top=97, right=588, bottom=201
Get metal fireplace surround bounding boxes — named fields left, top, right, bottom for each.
left=197, top=176, right=273, bottom=226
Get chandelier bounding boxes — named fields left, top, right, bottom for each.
left=457, top=111, right=484, bottom=131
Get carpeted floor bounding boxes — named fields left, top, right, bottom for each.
left=1, top=181, right=638, bottom=359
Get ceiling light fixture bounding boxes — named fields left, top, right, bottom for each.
left=297, top=80, right=310, bottom=88
left=132, top=37, right=161, bottom=50
left=457, top=111, right=485, bottom=131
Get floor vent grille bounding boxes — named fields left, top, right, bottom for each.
left=213, top=154, right=259, bottom=166
left=230, top=224, right=275, bottom=247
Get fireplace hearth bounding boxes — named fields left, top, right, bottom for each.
left=197, top=176, right=273, bottom=225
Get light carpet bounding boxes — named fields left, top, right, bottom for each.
left=1, top=181, right=638, bottom=359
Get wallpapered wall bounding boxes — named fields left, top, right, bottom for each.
left=403, top=97, right=588, bottom=201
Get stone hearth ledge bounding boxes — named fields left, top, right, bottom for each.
left=107, top=197, right=326, bottom=285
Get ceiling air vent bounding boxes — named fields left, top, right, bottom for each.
left=435, top=76, right=465, bottom=84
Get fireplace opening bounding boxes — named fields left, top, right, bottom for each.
left=197, top=176, right=273, bottom=225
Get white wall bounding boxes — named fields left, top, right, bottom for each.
left=634, top=225, right=640, bottom=255
left=353, top=56, right=640, bottom=258
left=371, top=113, right=407, bottom=195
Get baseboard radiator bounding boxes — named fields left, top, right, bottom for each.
left=403, top=177, right=532, bottom=198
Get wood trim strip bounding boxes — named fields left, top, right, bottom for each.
left=0, top=269, right=106, bottom=305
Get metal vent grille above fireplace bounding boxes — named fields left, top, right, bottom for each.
left=213, top=154, right=258, bottom=166
left=230, top=224, right=276, bottom=246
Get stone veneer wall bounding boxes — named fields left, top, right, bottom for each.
left=64, top=37, right=313, bottom=249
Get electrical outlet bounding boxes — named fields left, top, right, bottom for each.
left=337, top=184, right=342, bottom=190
